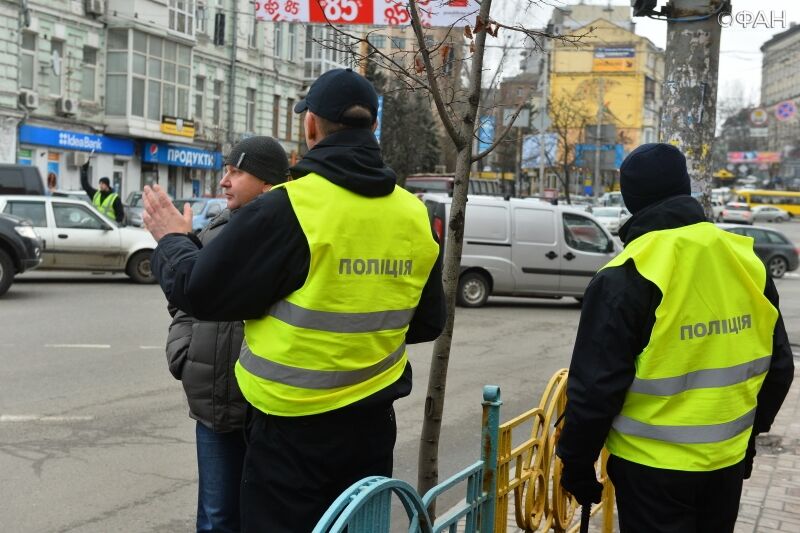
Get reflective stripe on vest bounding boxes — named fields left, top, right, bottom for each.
left=601, top=222, right=777, bottom=471
left=235, top=173, right=440, bottom=417
left=238, top=342, right=406, bottom=390
left=93, top=191, right=118, bottom=219
left=268, top=300, right=416, bottom=333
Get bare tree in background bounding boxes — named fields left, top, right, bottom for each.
left=310, top=0, right=586, bottom=509
left=547, top=92, right=592, bottom=203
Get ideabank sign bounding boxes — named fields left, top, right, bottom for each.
left=142, top=142, right=222, bottom=169
left=19, top=125, right=135, bottom=155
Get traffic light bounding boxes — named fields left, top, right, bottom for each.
left=631, top=0, right=658, bottom=16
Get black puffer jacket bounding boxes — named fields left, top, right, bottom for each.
left=165, top=209, right=246, bottom=433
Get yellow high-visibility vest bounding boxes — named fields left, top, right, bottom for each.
left=236, top=173, right=440, bottom=417
left=93, top=191, right=118, bottom=220
left=604, top=222, right=778, bottom=471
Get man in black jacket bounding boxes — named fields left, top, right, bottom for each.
left=80, top=161, right=124, bottom=224
left=143, top=68, right=446, bottom=532
left=556, top=143, right=794, bottom=532
left=165, top=136, right=288, bottom=533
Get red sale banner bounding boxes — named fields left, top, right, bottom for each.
left=255, top=0, right=478, bottom=26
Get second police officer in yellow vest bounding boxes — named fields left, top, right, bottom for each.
left=80, top=160, right=125, bottom=224
left=142, top=68, right=446, bottom=532
left=557, top=143, right=794, bottom=532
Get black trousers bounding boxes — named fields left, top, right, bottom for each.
left=607, top=454, right=745, bottom=533
left=240, top=404, right=396, bottom=533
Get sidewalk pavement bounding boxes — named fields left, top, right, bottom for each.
left=736, top=363, right=800, bottom=533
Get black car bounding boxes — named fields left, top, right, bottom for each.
left=0, top=212, right=43, bottom=296
left=718, top=224, right=799, bottom=278
left=0, top=164, right=45, bottom=195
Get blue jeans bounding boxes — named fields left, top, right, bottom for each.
left=196, top=421, right=246, bottom=533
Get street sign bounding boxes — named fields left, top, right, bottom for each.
left=775, top=100, right=797, bottom=122
left=750, top=127, right=768, bottom=137
left=749, top=108, right=768, bottom=126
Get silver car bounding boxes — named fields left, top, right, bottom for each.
left=751, top=205, right=791, bottom=223
left=592, top=206, right=631, bottom=235
left=0, top=195, right=157, bottom=283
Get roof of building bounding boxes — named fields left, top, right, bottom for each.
left=761, top=23, right=800, bottom=52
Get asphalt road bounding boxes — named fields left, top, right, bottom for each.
left=2, top=221, right=800, bottom=532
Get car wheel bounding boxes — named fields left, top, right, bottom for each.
left=0, top=249, right=14, bottom=297
left=457, top=271, right=490, bottom=308
left=126, top=251, right=156, bottom=284
left=768, top=256, right=788, bottom=279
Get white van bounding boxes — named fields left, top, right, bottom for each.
left=422, top=194, right=621, bottom=307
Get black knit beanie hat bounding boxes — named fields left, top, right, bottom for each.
left=620, top=143, right=691, bottom=214
left=224, top=136, right=289, bottom=185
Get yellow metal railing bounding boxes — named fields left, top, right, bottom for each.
left=494, top=369, right=615, bottom=532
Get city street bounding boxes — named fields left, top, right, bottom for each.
left=2, top=221, right=800, bottom=532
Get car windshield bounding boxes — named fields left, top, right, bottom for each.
left=593, top=208, right=620, bottom=217
left=726, top=204, right=750, bottom=211
left=173, top=199, right=207, bottom=211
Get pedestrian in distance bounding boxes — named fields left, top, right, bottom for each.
left=80, top=160, right=125, bottom=224
left=556, top=143, right=794, bottom=533
left=164, top=136, right=289, bottom=533
left=142, top=67, right=446, bottom=533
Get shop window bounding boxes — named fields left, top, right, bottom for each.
left=169, top=0, right=195, bottom=37
left=81, top=47, right=97, bottom=101
left=212, top=80, right=222, bottom=126
left=246, top=88, right=257, bottom=132
left=21, top=31, right=37, bottom=90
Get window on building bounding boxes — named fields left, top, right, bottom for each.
left=644, top=76, right=655, bottom=102
left=288, top=23, right=297, bottom=60
left=272, top=95, right=280, bottom=137
left=423, top=35, right=435, bottom=49
left=106, top=29, right=129, bottom=116
left=274, top=22, right=284, bottom=58
left=20, top=31, right=37, bottom=90
left=286, top=97, right=294, bottom=140
left=390, top=37, right=406, bottom=49
left=169, top=0, right=195, bottom=37
left=50, top=40, right=65, bottom=97
left=212, top=79, right=222, bottom=125
left=196, top=2, right=208, bottom=34
left=368, top=34, right=386, bottom=49
left=249, top=16, right=259, bottom=48
left=81, top=47, right=97, bottom=101
left=246, top=88, right=256, bottom=132
left=194, top=76, right=205, bottom=120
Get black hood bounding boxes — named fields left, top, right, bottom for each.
left=618, top=195, right=707, bottom=245
left=290, top=129, right=396, bottom=197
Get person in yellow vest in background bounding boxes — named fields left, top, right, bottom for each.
left=556, top=143, right=794, bottom=532
left=141, top=68, right=446, bottom=532
left=80, top=160, right=125, bottom=224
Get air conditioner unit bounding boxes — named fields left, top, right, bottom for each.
left=19, top=90, right=39, bottom=109
left=67, top=151, right=90, bottom=168
left=85, top=0, right=105, bottom=16
left=56, top=97, right=78, bottom=116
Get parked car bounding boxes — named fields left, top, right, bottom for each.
left=721, top=202, right=753, bottom=224
left=718, top=224, right=799, bottom=278
left=405, top=175, right=503, bottom=197
left=125, top=191, right=144, bottom=227
left=751, top=205, right=791, bottom=223
left=591, top=206, right=631, bottom=235
left=422, top=193, right=620, bottom=307
left=0, top=195, right=157, bottom=283
left=172, top=198, right=227, bottom=232
left=0, top=212, right=43, bottom=296
left=0, top=164, right=45, bottom=195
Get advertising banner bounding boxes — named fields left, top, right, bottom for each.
left=19, top=125, right=135, bottom=156
left=142, top=142, right=223, bottom=169
left=592, top=47, right=635, bottom=72
left=521, top=133, right=558, bottom=169
left=255, top=0, right=478, bottom=27
left=476, top=116, right=495, bottom=155
left=727, top=151, right=781, bottom=164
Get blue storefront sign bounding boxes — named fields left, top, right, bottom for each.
left=142, top=142, right=222, bottom=170
left=19, top=124, right=135, bottom=156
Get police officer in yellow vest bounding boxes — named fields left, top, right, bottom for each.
left=80, top=161, right=124, bottom=224
left=556, top=143, right=794, bottom=532
left=141, top=68, right=445, bottom=532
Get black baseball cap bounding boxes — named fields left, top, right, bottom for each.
left=294, top=68, right=378, bottom=124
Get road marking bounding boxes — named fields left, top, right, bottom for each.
left=139, top=345, right=162, bottom=350
left=44, top=344, right=111, bottom=349
left=784, top=273, right=799, bottom=279
left=0, top=415, right=94, bottom=422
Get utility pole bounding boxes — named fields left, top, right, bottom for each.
left=537, top=39, right=550, bottom=196
left=647, top=0, right=727, bottom=215
left=593, top=77, right=605, bottom=200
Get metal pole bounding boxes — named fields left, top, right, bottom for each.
left=659, top=0, right=726, bottom=216
left=593, top=77, right=604, bottom=200
left=537, top=42, right=549, bottom=196
left=227, top=0, right=239, bottom=146
left=479, top=385, right=502, bottom=533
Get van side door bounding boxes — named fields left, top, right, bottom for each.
left=461, top=203, right=512, bottom=292
left=559, top=212, right=616, bottom=295
left=511, top=205, right=560, bottom=292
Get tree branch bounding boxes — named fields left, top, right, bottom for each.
left=472, top=96, right=529, bottom=162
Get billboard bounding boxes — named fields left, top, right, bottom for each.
left=727, top=151, right=781, bottom=164
left=592, top=47, right=635, bottom=72
left=255, top=0, right=478, bottom=26
left=477, top=116, right=495, bottom=155
left=521, top=134, right=558, bottom=169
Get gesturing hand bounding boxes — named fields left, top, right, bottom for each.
left=143, top=184, right=193, bottom=242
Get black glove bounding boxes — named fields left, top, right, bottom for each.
left=744, top=432, right=757, bottom=479
left=561, top=461, right=603, bottom=506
